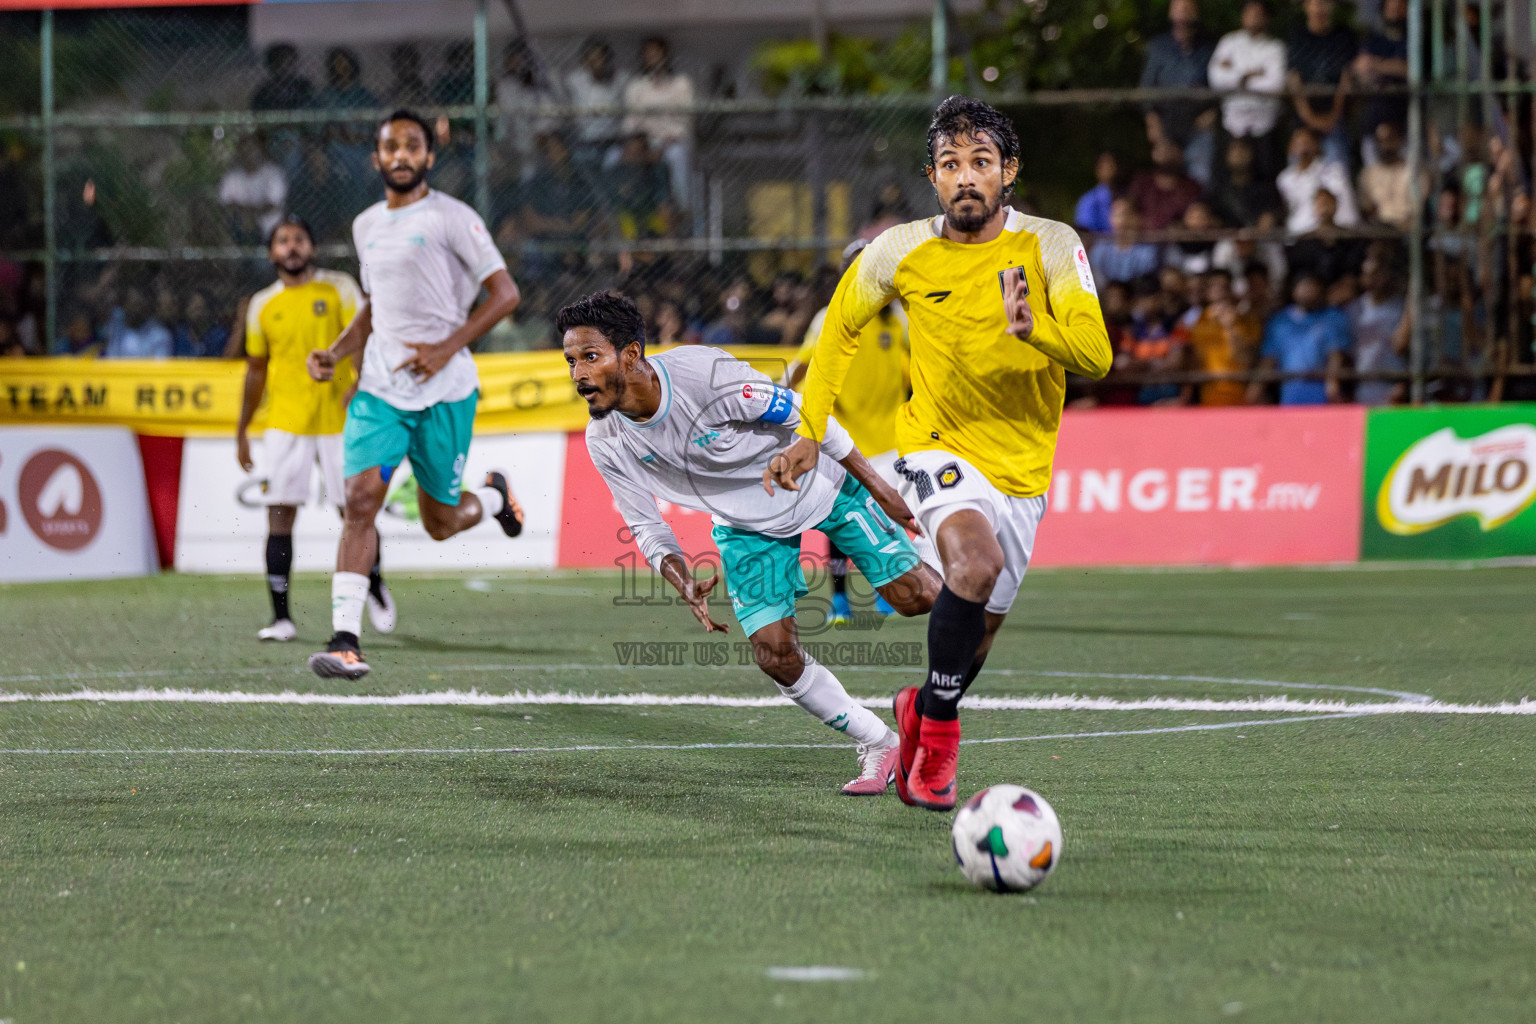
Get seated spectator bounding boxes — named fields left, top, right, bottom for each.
left=1124, top=274, right=1190, bottom=405
left=1208, top=0, right=1285, bottom=176
left=219, top=135, right=286, bottom=246
left=497, top=39, right=558, bottom=175
left=759, top=270, right=813, bottom=346
left=251, top=44, right=313, bottom=111
left=1139, top=0, right=1217, bottom=186
left=566, top=39, right=628, bottom=166
left=700, top=278, right=781, bottom=347
left=1209, top=136, right=1283, bottom=230
left=1163, top=200, right=1219, bottom=276
left=1347, top=243, right=1407, bottom=404
left=1250, top=272, right=1348, bottom=404
left=286, top=145, right=350, bottom=244
left=622, top=36, right=695, bottom=209
left=173, top=289, right=231, bottom=358
left=1287, top=188, right=1364, bottom=287
left=1356, top=121, right=1418, bottom=229
left=1213, top=232, right=1288, bottom=296
left=610, top=132, right=673, bottom=239
left=653, top=298, right=697, bottom=346
left=1188, top=269, right=1261, bottom=405
left=861, top=181, right=915, bottom=239
left=518, top=133, right=596, bottom=282
left=1239, top=259, right=1279, bottom=320
left=1354, top=0, right=1409, bottom=164
left=1277, top=127, right=1359, bottom=234
left=0, top=320, right=24, bottom=358
left=1286, top=0, right=1357, bottom=166
left=388, top=44, right=432, bottom=108
left=1090, top=198, right=1162, bottom=290
left=1075, top=152, right=1119, bottom=235
left=1128, top=140, right=1203, bottom=231
left=434, top=41, right=476, bottom=105
left=318, top=48, right=376, bottom=109
left=103, top=285, right=172, bottom=359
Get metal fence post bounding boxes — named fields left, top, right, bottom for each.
left=1407, top=0, right=1426, bottom=403
left=930, top=0, right=948, bottom=95
left=473, top=0, right=491, bottom=221
left=41, top=9, right=57, bottom=353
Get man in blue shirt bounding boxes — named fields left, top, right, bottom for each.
left=103, top=285, right=173, bottom=359
left=1074, top=152, right=1118, bottom=235
left=1140, top=0, right=1218, bottom=184
left=1089, top=198, right=1162, bottom=292
left=1250, top=272, right=1349, bottom=405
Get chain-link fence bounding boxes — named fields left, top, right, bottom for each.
left=0, top=0, right=1532, bottom=404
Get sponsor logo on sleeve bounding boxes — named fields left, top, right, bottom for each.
left=1376, top=425, right=1536, bottom=535
left=1072, top=245, right=1097, bottom=296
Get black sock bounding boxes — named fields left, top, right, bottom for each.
left=265, top=534, right=293, bottom=621
left=369, top=543, right=384, bottom=599
left=331, top=630, right=360, bottom=651
left=918, top=586, right=988, bottom=721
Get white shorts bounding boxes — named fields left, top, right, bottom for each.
left=891, top=449, right=1046, bottom=615
left=261, top=429, right=346, bottom=507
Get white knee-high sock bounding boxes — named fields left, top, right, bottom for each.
left=778, top=660, right=893, bottom=746
left=331, top=571, right=369, bottom=637
left=913, top=532, right=943, bottom=575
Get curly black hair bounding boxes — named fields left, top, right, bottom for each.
left=925, top=95, right=1020, bottom=191
left=555, top=291, right=647, bottom=353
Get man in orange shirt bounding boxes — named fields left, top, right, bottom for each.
left=1186, top=269, right=1260, bottom=405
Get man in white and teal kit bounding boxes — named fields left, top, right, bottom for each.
left=559, top=291, right=942, bottom=794
left=305, top=109, right=525, bottom=679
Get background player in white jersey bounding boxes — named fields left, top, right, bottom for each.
left=237, top=214, right=395, bottom=643
left=305, top=110, right=525, bottom=680
left=561, top=292, right=942, bottom=794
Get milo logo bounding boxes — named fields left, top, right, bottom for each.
left=1376, top=425, right=1536, bottom=535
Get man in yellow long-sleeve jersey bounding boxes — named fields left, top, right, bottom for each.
left=767, top=96, right=1112, bottom=810
left=787, top=239, right=912, bottom=625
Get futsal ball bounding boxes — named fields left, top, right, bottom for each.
left=951, top=784, right=1063, bottom=892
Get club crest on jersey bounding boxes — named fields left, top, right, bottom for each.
left=997, top=266, right=1029, bottom=297
left=878, top=331, right=892, bottom=349
left=936, top=463, right=964, bottom=489
left=313, top=299, right=328, bottom=316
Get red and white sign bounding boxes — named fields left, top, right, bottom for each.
left=1035, top=406, right=1365, bottom=566
left=0, top=426, right=158, bottom=582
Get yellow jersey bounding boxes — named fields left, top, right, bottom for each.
left=795, top=297, right=909, bottom=457
left=798, top=209, right=1112, bottom=497
left=245, top=269, right=361, bottom=435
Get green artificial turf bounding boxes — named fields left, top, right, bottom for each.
left=1, top=566, right=1533, bottom=1023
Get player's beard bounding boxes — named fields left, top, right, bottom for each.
left=586, top=376, right=626, bottom=420
left=380, top=163, right=428, bottom=195
left=943, top=187, right=1001, bottom=234
left=276, top=253, right=312, bottom=276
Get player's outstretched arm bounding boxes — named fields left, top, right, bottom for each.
left=659, top=554, right=729, bottom=633
left=395, top=270, right=520, bottom=382
left=236, top=355, right=267, bottom=472
left=309, top=300, right=372, bottom=382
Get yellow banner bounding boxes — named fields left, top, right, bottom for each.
left=0, top=347, right=801, bottom=436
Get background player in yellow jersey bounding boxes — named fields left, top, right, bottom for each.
left=787, top=238, right=913, bottom=624
left=237, top=215, right=394, bottom=642
left=769, top=96, right=1113, bottom=810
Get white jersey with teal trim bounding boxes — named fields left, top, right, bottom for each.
left=352, top=189, right=508, bottom=411
left=585, top=345, right=855, bottom=570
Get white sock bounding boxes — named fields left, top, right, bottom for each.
left=474, top=485, right=505, bottom=518
left=779, top=660, right=893, bottom=747
left=331, top=571, right=369, bottom=637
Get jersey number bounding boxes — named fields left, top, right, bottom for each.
left=843, top=497, right=903, bottom=555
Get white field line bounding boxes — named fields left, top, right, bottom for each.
left=0, top=712, right=1365, bottom=755
left=0, top=687, right=1531, bottom=716
left=0, top=665, right=1433, bottom=702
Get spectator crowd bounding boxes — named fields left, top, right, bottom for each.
left=1, top=0, right=1530, bottom=408
left=1080, top=0, right=1532, bottom=404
